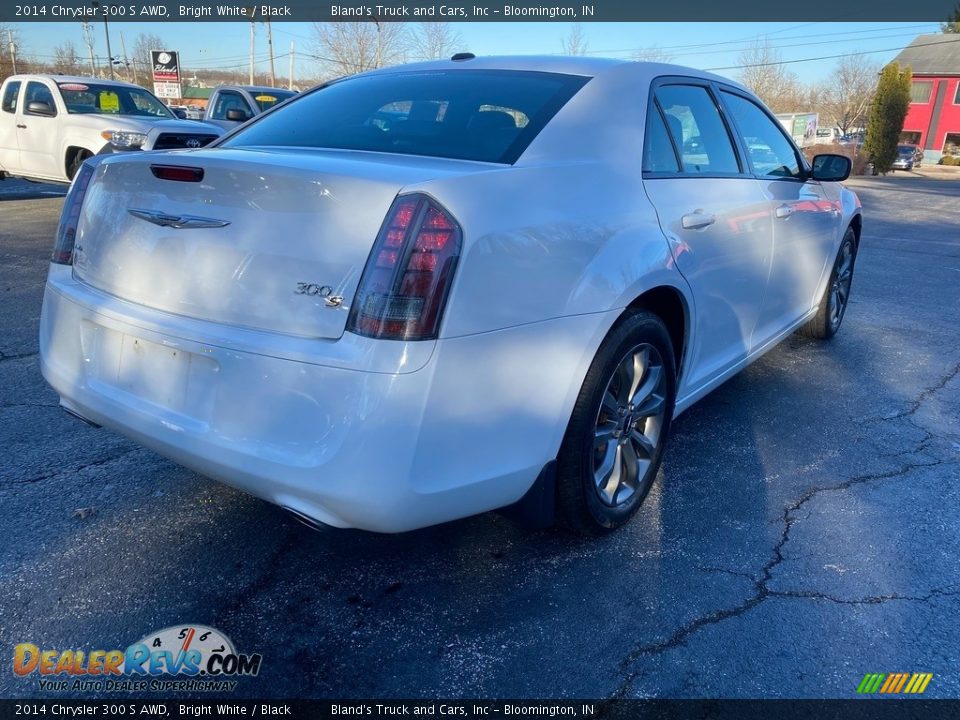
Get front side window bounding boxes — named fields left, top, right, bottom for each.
left=721, top=91, right=802, bottom=179
left=910, top=81, right=933, bottom=104
left=24, top=82, right=57, bottom=116
left=210, top=91, right=254, bottom=120
left=221, top=70, right=589, bottom=165
left=655, top=84, right=740, bottom=174
left=1, top=81, right=21, bottom=114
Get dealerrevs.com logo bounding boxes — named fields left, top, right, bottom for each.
left=13, top=625, right=262, bottom=693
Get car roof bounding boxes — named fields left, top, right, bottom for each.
left=8, top=74, right=143, bottom=89
left=216, top=85, right=295, bottom=93
left=361, top=55, right=743, bottom=89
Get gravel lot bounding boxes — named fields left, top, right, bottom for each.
left=1, top=174, right=958, bottom=699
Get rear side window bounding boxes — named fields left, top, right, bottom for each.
left=642, top=103, right=679, bottom=173
left=221, top=70, right=590, bottom=164
left=1, top=81, right=21, bottom=113
left=721, top=91, right=802, bottom=179
left=655, top=85, right=739, bottom=174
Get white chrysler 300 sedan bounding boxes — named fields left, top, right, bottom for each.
left=40, top=56, right=862, bottom=534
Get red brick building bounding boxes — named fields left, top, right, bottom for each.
left=895, top=34, right=960, bottom=162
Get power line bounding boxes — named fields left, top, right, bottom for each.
left=580, top=23, right=938, bottom=57
left=705, top=34, right=960, bottom=70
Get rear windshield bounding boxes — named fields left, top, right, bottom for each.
left=221, top=70, right=589, bottom=164
left=251, top=89, right=295, bottom=111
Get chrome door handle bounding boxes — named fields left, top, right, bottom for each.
left=681, top=212, right=716, bottom=230
left=16, top=124, right=26, bottom=129
left=775, top=204, right=795, bottom=219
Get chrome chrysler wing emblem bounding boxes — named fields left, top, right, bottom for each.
left=128, top=208, right=230, bottom=229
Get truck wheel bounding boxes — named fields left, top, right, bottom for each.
left=67, top=150, right=92, bottom=181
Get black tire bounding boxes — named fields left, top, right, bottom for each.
left=799, top=227, right=858, bottom=340
left=67, top=150, right=92, bottom=181
left=557, top=310, right=677, bottom=535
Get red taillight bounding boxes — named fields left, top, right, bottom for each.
left=150, top=165, right=204, bottom=182
left=52, top=161, right=96, bottom=265
left=347, top=194, right=462, bottom=341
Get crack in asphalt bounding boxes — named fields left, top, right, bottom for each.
left=884, top=359, right=960, bottom=421
left=606, top=356, right=960, bottom=700
left=767, top=586, right=960, bottom=605
left=11, top=447, right=144, bottom=484
left=0, top=350, right=39, bottom=362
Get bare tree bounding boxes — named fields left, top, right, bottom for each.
left=133, top=32, right=168, bottom=79
left=817, top=54, right=880, bottom=136
left=561, top=24, right=588, bottom=56
left=632, top=47, right=674, bottom=62
left=410, top=22, right=464, bottom=60
left=53, top=41, right=82, bottom=75
left=312, top=22, right=409, bottom=78
left=737, top=39, right=805, bottom=113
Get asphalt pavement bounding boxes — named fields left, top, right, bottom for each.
left=1, top=174, right=958, bottom=699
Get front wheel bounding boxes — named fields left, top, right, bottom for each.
left=557, top=310, right=677, bottom=535
left=799, top=227, right=857, bottom=340
left=67, top=150, right=92, bottom=181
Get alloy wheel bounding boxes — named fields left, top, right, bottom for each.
left=592, top=343, right=667, bottom=507
left=829, top=239, right=855, bottom=331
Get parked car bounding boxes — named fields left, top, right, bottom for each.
left=892, top=144, right=921, bottom=170
left=0, top=75, right=223, bottom=183
left=39, top=57, right=861, bottom=534
left=184, top=104, right=205, bottom=120
left=203, top=85, right=297, bottom=130
left=166, top=105, right=188, bottom=120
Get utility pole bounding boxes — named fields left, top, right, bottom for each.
left=266, top=20, right=275, bottom=87
left=288, top=40, right=295, bottom=90
left=6, top=30, right=16, bottom=75
left=81, top=21, right=98, bottom=76
left=92, top=1, right=116, bottom=80
left=119, top=31, right=135, bottom=83
left=248, top=21, right=255, bottom=85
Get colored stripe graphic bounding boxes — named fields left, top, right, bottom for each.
left=857, top=673, right=933, bottom=694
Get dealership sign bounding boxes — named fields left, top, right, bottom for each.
left=151, top=50, right=181, bottom=100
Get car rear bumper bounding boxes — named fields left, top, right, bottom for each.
left=40, top=265, right=614, bottom=532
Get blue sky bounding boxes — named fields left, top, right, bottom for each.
left=12, top=21, right=943, bottom=84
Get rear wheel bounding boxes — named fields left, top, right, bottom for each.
left=557, top=310, right=676, bottom=535
left=799, top=227, right=857, bottom=340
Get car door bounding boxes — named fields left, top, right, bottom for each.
left=0, top=80, right=23, bottom=174
left=206, top=90, right=255, bottom=130
left=17, top=80, right=62, bottom=180
left=718, top=88, right=842, bottom=345
left=641, top=80, right=773, bottom=395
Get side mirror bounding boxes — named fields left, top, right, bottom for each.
left=27, top=100, right=56, bottom=117
left=811, top=154, right=852, bottom=182
left=225, top=108, right=250, bottom=122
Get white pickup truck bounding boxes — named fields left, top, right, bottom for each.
left=0, top=74, right=224, bottom=183
left=203, top=85, right=297, bottom=131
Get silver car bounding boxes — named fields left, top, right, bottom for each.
left=39, top=58, right=862, bottom=534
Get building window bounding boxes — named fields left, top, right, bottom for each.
left=900, top=131, right=921, bottom=145
left=955, top=82, right=960, bottom=105
left=944, top=133, right=960, bottom=158
left=910, top=81, right=933, bottom=104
